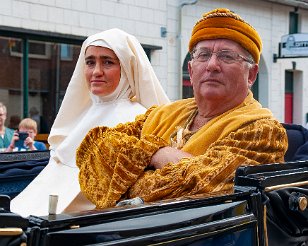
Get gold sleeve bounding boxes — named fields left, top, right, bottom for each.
left=128, top=119, right=287, bottom=202
left=76, top=107, right=168, bottom=208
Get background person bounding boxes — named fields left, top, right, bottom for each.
left=76, top=8, right=288, bottom=209
left=29, top=106, right=49, bottom=133
left=6, top=118, right=47, bottom=152
left=8, top=115, right=21, bottom=130
left=0, top=102, right=14, bottom=152
left=11, top=28, right=169, bottom=217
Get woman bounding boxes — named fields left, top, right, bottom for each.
left=11, top=28, right=169, bottom=217
left=0, top=102, right=14, bottom=152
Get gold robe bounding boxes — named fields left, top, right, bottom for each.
left=77, top=92, right=288, bottom=208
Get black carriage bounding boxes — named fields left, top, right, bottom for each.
left=0, top=123, right=308, bottom=246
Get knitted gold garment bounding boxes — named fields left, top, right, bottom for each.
left=77, top=92, right=288, bottom=208
left=76, top=109, right=167, bottom=208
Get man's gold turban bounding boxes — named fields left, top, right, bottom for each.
left=188, top=8, right=262, bottom=63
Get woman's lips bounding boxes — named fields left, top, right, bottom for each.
left=91, top=80, right=106, bottom=83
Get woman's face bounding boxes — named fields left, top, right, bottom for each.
left=0, top=107, right=6, bottom=128
left=84, top=46, right=121, bottom=96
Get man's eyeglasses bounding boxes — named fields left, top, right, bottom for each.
left=191, top=49, right=254, bottom=64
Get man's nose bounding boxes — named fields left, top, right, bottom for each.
left=206, top=53, right=221, bottom=70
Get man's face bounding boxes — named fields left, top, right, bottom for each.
left=188, top=39, right=258, bottom=109
left=0, top=107, right=7, bottom=128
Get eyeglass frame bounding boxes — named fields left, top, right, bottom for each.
left=190, top=48, right=254, bottom=65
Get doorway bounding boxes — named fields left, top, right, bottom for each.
left=285, top=71, right=294, bottom=123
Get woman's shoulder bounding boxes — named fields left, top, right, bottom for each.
left=5, top=127, right=15, bottom=137
left=116, top=100, right=146, bottom=115
left=6, top=127, right=15, bottom=133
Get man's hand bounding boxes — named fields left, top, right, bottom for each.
left=150, top=146, right=193, bottom=169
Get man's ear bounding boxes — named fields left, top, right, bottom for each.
left=248, top=64, right=259, bottom=88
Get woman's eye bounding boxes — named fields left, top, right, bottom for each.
left=103, top=60, right=114, bottom=65
left=85, top=60, right=95, bottom=66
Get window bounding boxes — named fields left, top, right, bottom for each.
left=0, top=27, right=159, bottom=134
left=289, top=11, right=298, bottom=34
left=0, top=31, right=83, bottom=134
left=10, top=40, right=51, bottom=59
left=60, top=43, right=73, bottom=61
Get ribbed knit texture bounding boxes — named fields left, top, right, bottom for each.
left=77, top=93, right=288, bottom=208
left=77, top=109, right=167, bottom=208
left=189, top=8, right=262, bottom=63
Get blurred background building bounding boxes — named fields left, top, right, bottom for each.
left=1, top=0, right=308, bottom=132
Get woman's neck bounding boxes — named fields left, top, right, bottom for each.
left=0, top=126, right=5, bottom=134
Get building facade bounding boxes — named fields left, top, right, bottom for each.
left=1, top=0, right=308, bottom=132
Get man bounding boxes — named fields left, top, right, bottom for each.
left=0, top=102, right=14, bottom=152
left=76, top=8, right=288, bottom=209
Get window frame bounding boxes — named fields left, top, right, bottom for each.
left=10, top=40, right=51, bottom=59
left=0, top=26, right=85, bottom=118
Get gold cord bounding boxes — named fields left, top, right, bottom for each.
left=170, top=109, right=198, bottom=149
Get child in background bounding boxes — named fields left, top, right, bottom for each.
left=6, top=118, right=47, bottom=152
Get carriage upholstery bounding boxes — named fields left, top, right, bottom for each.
left=282, top=123, right=308, bottom=162
left=0, top=150, right=50, bottom=198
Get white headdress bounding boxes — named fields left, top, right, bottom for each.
left=49, top=28, right=170, bottom=153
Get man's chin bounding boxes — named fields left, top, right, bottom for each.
left=195, top=89, right=225, bottom=101
left=200, top=87, right=223, bottom=96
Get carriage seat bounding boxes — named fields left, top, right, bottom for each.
left=282, top=123, right=308, bottom=162
left=0, top=151, right=50, bottom=198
